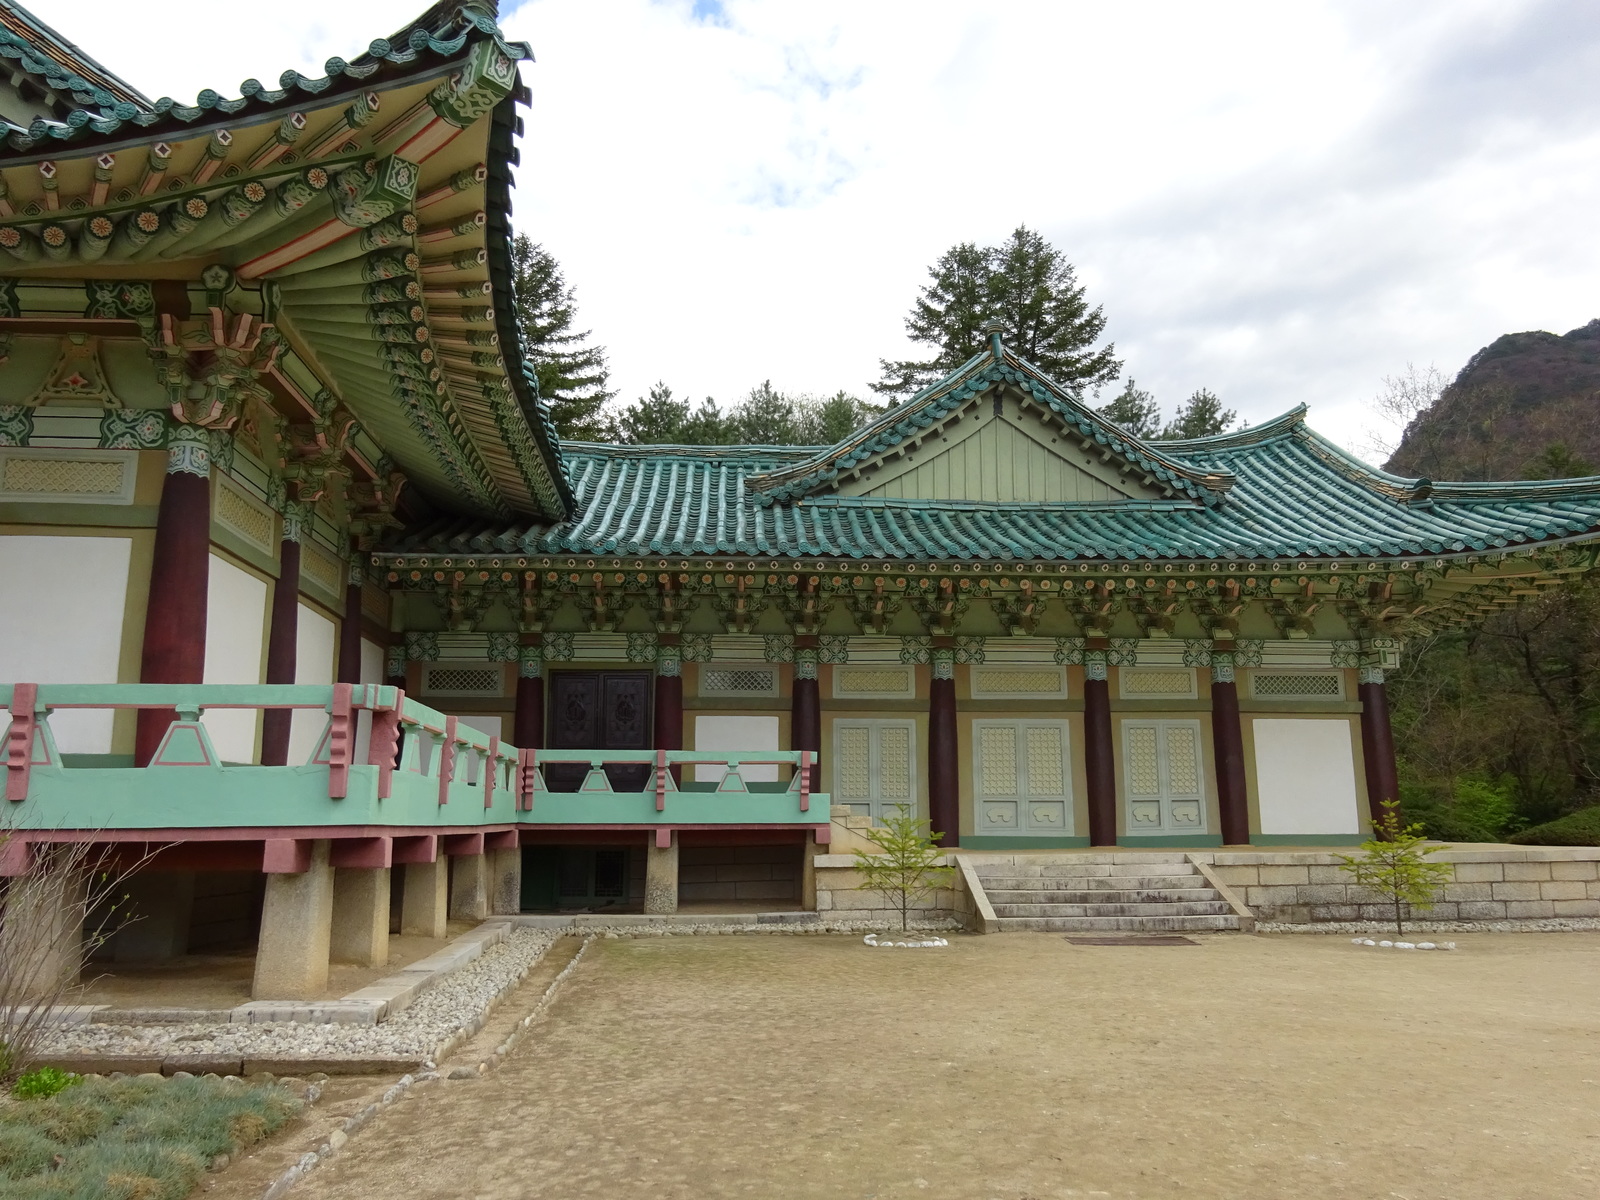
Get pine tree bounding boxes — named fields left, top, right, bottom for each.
left=730, top=381, right=801, bottom=444
left=614, top=382, right=690, bottom=443
left=509, top=235, right=616, bottom=440
left=797, top=391, right=882, bottom=444
left=874, top=226, right=1121, bottom=401
left=1162, top=388, right=1238, bottom=439
left=1097, top=378, right=1162, bottom=438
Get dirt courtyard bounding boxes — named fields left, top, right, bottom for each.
left=268, top=931, right=1599, bottom=1199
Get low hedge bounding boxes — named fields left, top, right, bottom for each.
left=0, top=1074, right=301, bottom=1199
left=1506, top=806, right=1600, bottom=846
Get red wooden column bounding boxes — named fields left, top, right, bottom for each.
left=791, top=643, right=820, bottom=791
left=260, top=504, right=307, bottom=766
left=653, top=641, right=683, bottom=760
left=928, top=647, right=960, bottom=847
left=514, top=642, right=544, bottom=749
left=1209, top=648, right=1250, bottom=845
left=135, top=425, right=215, bottom=766
left=1083, top=648, right=1117, bottom=847
left=1358, top=667, right=1399, bottom=831
left=337, top=554, right=363, bottom=685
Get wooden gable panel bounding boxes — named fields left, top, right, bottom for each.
left=841, top=393, right=1164, bottom=504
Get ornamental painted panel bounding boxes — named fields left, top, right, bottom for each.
left=1118, top=668, right=1198, bottom=700
left=833, top=665, right=915, bottom=699
left=973, top=720, right=1073, bottom=836
left=0, top=449, right=133, bottom=504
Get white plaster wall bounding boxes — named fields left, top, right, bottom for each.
left=353, top=637, right=384, bottom=761
left=201, top=554, right=268, bottom=763
left=0, top=535, right=131, bottom=753
left=287, top=604, right=336, bottom=765
left=693, top=714, right=780, bottom=782
left=458, top=714, right=503, bottom=739
left=1253, top=718, right=1362, bottom=835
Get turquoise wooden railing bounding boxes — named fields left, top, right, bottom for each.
left=0, top=682, right=826, bottom=832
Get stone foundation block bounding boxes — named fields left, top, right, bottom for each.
left=1297, top=885, right=1352, bottom=904
left=1490, top=881, right=1542, bottom=901
left=1308, top=904, right=1362, bottom=921
left=1441, top=883, right=1493, bottom=902
left=330, top=867, right=390, bottom=968
left=1212, top=866, right=1258, bottom=887
left=1551, top=861, right=1600, bottom=881
left=401, top=860, right=448, bottom=939
left=1454, top=863, right=1504, bottom=883
left=1259, top=866, right=1311, bottom=886
left=1551, top=899, right=1600, bottom=917
left=1587, top=881, right=1600, bottom=899
left=645, top=838, right=679, bottom=915
left=1539, top=880, right=1587, bottom=901
left=1503, top=862, right=1553, bottom=882
left=1456, top=901, right=1508, bottom=919
left=252, top=840, right=334, bottom=1000
left=449, top=854, right=488, bottom=922
left=1504, top=900, right=1556, bottom=919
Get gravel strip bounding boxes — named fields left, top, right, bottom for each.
left=1259, top=917, right=1600, bottom=935
left=578, top=918, right=964, bottom=937
left=42, top=929, right=559, bottom=1060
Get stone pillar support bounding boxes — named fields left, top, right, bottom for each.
left=1359, top=667, right=1399, bottom=831
left=260, top=502, right=308, bottom=766
left=928, top=647, right=960, bottom=847
left=644, top=830, right=679, bottom=915
left=401, top=859, right=449, bottom=938
left=136, top=425, right=215, bottom=766
left=1209, top=651, right=1250, bottom=845
left=252, top=839, right=334, bottom=999
left=448, top=852, right=488, bottom=922
left=1084, top=649, right=1117, bottom=847
left=330, top=866, right=390, bottom=967
left=488, top=843, right=523, bottom=915
left=0, top=854, right=88, bottom=1001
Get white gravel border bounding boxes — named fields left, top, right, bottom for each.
left=1259, top=917, right=1600, bottom=934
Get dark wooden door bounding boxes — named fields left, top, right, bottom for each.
left=546, top=671, right=652, bottom=791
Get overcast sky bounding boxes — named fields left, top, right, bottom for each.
left=34, top=0, right=1600, bottom=461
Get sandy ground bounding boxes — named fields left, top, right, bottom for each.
left=223, top=931, right=1600, bottom=1199
left=81, top=920, right=482, bottom=1008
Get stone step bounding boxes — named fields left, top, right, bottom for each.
left=991, top=900, right=1235, bottom=918
left=984, top=888, right=1219, bottom=905
left=978, top=874, right=1209, bottom=892
left=973, top=861, right=1199, bottom=879
left=964, top=852, right=1192, bottom=866
left=992, top=914, right=1242, bottom=932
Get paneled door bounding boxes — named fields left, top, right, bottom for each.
left=1121, top=719, right=1207, bottom=836
left=545, top=671, right=652, bottom=791
left=832, top=719, right=916, bottom=823
left=972, top=720, right=1073, bottom=836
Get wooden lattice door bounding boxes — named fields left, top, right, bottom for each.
left=545, top=671, right=652, bottom=791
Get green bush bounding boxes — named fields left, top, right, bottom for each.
left=12, top=1068, right=81, bottom=1101
left=1401, top=775, right=1520, bottom=842
left=0, top=1075, right=302, bottom=1199
left=1508, top=806, right=1600, bottom=846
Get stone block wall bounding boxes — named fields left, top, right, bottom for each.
left=812, top=854, right=970, bottom=927
left=1201, top=848, right=1600, bottom=923
left=680, top=844, right=802, bottom=905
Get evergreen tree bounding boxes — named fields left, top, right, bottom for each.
left=1097, top=378, right=1162, bottom=438
left=730, top=381, right=801, bottom=444
left=874, top=226, right=1120, bottom=401
left=614, top=381, right=689, bottom=444
left=797, top=390, right=883, bottom=444
left=1162, top=388, right=1238, bottom=439
left=509, top=235, right=616, bottom=440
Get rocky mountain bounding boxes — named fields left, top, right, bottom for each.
left=1385, top=318, right=1600, bottom=481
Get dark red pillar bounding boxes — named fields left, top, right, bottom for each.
left=654, top=664, right=683, bottom=753
left=135, top=429, right=214, bottom=766
left=337, top=557, right=363, bottom=685
left=1084, top=653, right=1117, bottom=847
left=791, top=655, right=820, bottom=791
left=928, top=650, right=959, bottom=847
left=259, top=515, right=303, bottom=766
left=1359, top=669, right=1399, bottom=832
left=514, top=645, right=544, bottom=749
left=1210, top=656, right=1250, bottom=845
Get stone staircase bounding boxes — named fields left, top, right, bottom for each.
left=966, top=854, right=1244, bottom=933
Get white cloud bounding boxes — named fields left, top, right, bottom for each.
left=27, top=0, right=1600, bottom=465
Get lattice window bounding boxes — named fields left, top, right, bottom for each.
left=1125, top=726, right=1161, bottom=796
left=1119, top=668, right=1197, bottom=699
left=214, top=480, right=276, bottom=552
left=973, top=719, right=1072, bottom=835
left=1025, top=726, right=1065, bottom=795
left=421, top=665, right=504, bottom=697
left=699, top=665, right=779, bottom=697
left=1, top=457, right=123, bottom=494
left=879, top=725, right=911, bottom=800
left=301, top=544, right=344, bottom=594
left=1122, top=719, right=1207, bottom=835
left=833, top=666, right=914, bottom=698
left=979, top=726, right=1018, bottom=794
left=1165, top=725, right=1201, bottom=794
left=836, top=727, right=871, bottom=800
left=971, top=666, right=1067, bottom=699
left=1252, top=672, right=1344, bottom=700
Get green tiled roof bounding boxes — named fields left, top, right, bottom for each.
left=386, top=404, right=1600, bottom=563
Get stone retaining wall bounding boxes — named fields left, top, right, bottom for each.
left=811, top=854, right=974, bottom=927
left=1198, top=848, right=1600, bottom=924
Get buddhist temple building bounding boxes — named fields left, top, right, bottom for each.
left=4, top=0, right=1600, bottom=992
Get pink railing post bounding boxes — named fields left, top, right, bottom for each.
left=367, top=687, right=404, bottom=800
left=655, top=748, right=667, bottom=812
left=326, top=682, right=354, bottom=799
left=5, top=682, right=38, bottom=802
left=437, top=715, right=457, bottom=806
left=798, top=750, right=810, bottom=813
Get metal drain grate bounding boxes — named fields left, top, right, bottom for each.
left=1063, top=936, right=1199, bottom=946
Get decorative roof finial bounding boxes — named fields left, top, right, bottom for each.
left=981, top=318, right=1005, bottom=362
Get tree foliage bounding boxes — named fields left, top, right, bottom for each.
left=509, top=235, right=616, bottom=441
left=1095, top=381, right=1237, bottom=440
left=852, top=805, right=956, bottom=933
left=1096, top=378, right=1161, bottom=438
left=1338, top=801, right=1453, bottom=936
left=875, top=226, right=1120, bottom=401
left=1162, top=388, right=1238, bottom=439
left=608, top=382, right=882, bottom=447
